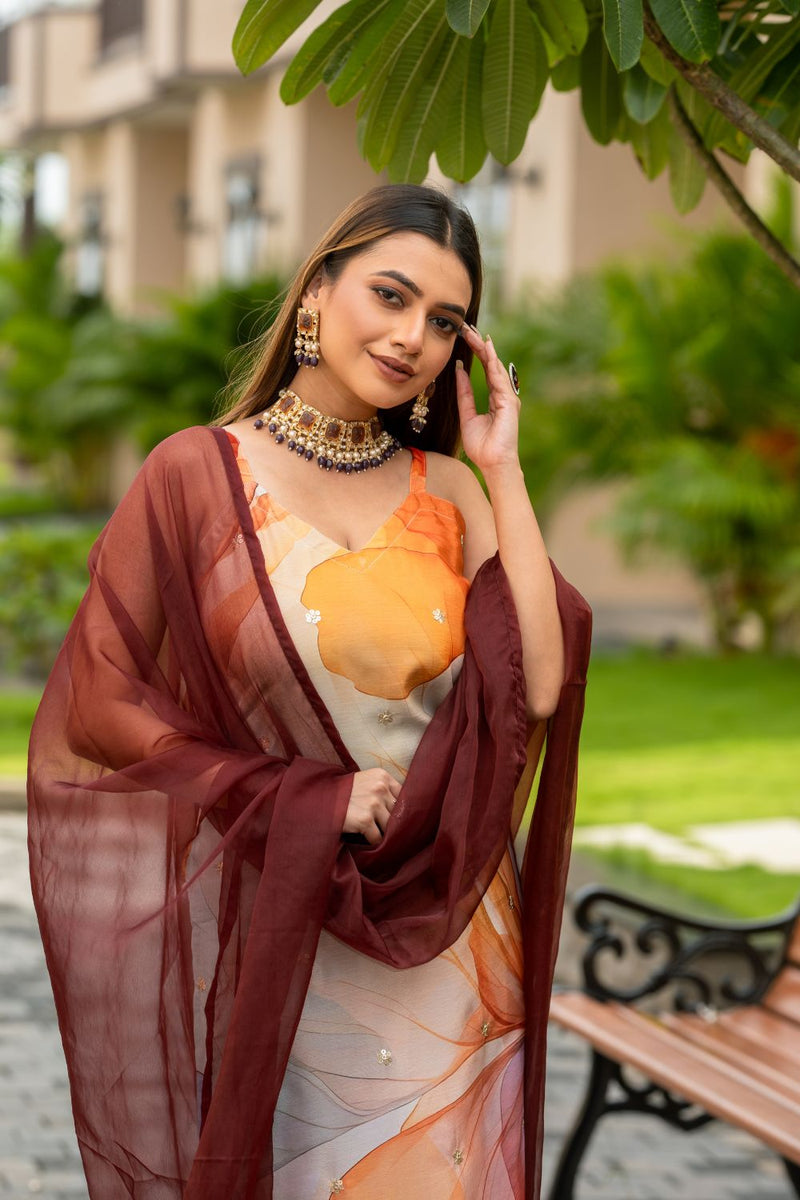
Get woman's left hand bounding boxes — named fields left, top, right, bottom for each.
left=454, top=324, right=521, bottom=474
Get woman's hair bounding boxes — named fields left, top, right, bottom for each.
left=214, top=184, right=483, bottom=457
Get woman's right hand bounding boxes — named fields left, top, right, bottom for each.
left=342, top=768, right=403, bottom=845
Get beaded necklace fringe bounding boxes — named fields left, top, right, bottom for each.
left=254, top=388, right=403, bottom=474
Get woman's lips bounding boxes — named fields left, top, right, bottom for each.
left=370, top=354, right=414, bottom=384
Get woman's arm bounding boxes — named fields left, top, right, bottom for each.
left=452, top=327, right=565, bottom=723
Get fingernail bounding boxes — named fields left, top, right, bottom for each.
left=455, top=359, right=464, bottom=370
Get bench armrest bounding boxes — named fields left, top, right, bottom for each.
left=573, top=884, right=799, bottom=1013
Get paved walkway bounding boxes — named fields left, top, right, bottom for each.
left=0, top=811, right=795, bottom=1199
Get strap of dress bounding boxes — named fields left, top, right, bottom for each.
left=409, top=447, right=427, bottom=493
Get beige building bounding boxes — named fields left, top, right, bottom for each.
left=0, top=0, right=755, bottom=644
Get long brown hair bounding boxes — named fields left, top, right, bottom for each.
left=214, top=184, right=483, bottom=457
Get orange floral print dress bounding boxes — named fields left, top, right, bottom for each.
left=227, top=431, right=525, bottom=1200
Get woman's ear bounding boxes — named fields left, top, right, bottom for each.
left=301, top=271, right=325, bottom=310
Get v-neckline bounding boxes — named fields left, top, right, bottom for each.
left=226, top=430, right=424, bottom=556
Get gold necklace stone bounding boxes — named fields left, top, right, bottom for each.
left=253, top=388, right=402, bottom=474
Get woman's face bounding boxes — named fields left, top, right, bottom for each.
left=301, top=231, right=473, bottom=418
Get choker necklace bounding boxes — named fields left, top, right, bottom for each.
left=253, top=388, right=403, bottom=474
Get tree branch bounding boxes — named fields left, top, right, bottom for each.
left=668, top=88, right=800, bottom=289
left=644, top=6, right=800, bottom=184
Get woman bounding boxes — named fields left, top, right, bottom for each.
left=28, top=184, right=591, bottom=1200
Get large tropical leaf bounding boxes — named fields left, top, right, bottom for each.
left=705, top=17, right=800, bottom=147
left=630, top=98, right=671, bottom=178
left=550, top=53, right=581, bottom=91
left=602, top=0, right=643, bottom=72
left=280, top=0, right=392, bottom=103
left=360, top=1, right=445, bottom=170
left=482, top=0, right=549, bottom=162
left=624, top=62, right=667, bottom=122
left=668, top=87, right=707, bottom=212
left=233, top=0, right=324, bottom=75
left=446, top=0, right=491, bottom=36
left=648, top=0, right=720, bottom=64
left=529, top=0, right=589, bottom=58
left=639, top=34, right=678, bottom=85
left=581, top=24, right=623, bottom=145
left=437, top=29, right=489, bottom=180
left=388, top=31, right=468, bottom=181
left=326, top=0, right=405, bottom=105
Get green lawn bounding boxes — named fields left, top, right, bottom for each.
left=0, top=687, right=41, bottom=775
left=3, top=651, right=800, bottom=917
left=577, top=650, right=800, bottom=830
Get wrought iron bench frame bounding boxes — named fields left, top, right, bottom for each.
left=548, top=883, right=800, bottom=1199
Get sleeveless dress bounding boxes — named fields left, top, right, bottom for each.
left=227, top=432, right=525, bottom=1199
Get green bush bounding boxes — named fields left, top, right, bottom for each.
left=0, top=519, right=101, bottom=679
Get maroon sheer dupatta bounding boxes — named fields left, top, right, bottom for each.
left=27, top=426, right=591, bottom=1199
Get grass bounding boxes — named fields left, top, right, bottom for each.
left=3, top=649, right=800, bottom=917
left=0, top=687, right=41, bottom=775
left=577, top=649, right=800, bottom=830
left=579, top=845, right=800, bottom=920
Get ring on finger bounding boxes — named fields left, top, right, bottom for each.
left=507, top=363, right=520, bottom=396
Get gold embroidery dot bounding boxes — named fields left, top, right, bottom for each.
left=215, top=860, right=224, bottom=874
left=377, top=1047, right=393, bottom=1066
left=481, top=1021, right=490, bottom=1038
left=377, top=710, right=394, bottom=726
left=196, top=977, right=207, bottom=992
left=507, top=894, right=515, bottom=910
left=432, top=608, right=446, bottom=623
left=330, top=1182, right=344, bottom=1196
left=453, top=1148, right=464, bottom=1165
left=305, top=608, right=321, bottom=624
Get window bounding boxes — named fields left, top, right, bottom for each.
left=0, top=26, right=10, bottom=90
left=75, top=191, right=104, bottom=296
left=222, top=159, right=264, bottom=283
left=99, top=0, right=144, bottom=54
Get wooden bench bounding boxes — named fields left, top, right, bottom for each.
left=548, top=884, right=800, bottom=1199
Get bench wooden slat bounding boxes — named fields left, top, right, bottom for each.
left=764, top=965, right=800, bottom=1023
left=660, top=1012, right=800, bottom=1103
left=550, top=992, right=800, bottom=1163
left=714, top=1006, right=800, bottom=1066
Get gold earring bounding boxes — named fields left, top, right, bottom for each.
left=295, top=307, right=320, bottom=368
left=409, top=381, right=435, bottom=433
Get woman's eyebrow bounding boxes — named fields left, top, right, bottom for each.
left=370, top=269, right=467, bottom=320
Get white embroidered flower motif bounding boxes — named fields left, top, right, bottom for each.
left=432, top=608, right=446, bottom=623
left=305, top=608, right=321, bottom=624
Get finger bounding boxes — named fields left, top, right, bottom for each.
left=363, top=821, right=383, bottom=846
left=386, top=776, right=403, bottom=800
left=455, top=360, right=479, bottom=427
left=459, top=323, right=491, bottom=366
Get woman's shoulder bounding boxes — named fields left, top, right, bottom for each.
left=423, top=450, right=489, bottom=512
left=140, top=425, right=223, bottom=480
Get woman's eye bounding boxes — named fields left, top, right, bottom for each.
left=432, top=316, right=458, bottom=334
left=374, top=286, right=401, bottom=304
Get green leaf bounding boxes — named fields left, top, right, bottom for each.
left=327, top=0, right=405, bottom=105
left=529, top=0, right=589, bottom=58
left=668, top=95, right=706, bottom=212
left=437, top=28, right=488, bottom=180
left=629, top=98, right=671, bottom=178
left=647, top=0, right=720, bottom=65
left=602, top=0, right=643, bottom=72
left=446, top=0, right=491, bottom=36
left=280, top=0, right=379, bottom=103
left=551, top=53, right=581, bottom=91
left=388, top=33, right=469, bottom=181
left=624, top=62, right=667, bottom=122
left=232, top=0, right=325, bottom=76
left=639, top=35, right=677, bottom=86
left=777, top=0, right=800, bottom=14
left=705, top=18, right=800, bottom=148
left=482, top=0, right=549, bottom=163
left=360, top=1, right=445, bottom=170
left=580, top=24, right=623, bottom=145
left=761, top=45, right=800, bottom=134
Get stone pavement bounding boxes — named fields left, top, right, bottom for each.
left=0, top=811, right=796, bottom=1199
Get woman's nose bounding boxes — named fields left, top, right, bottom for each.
left=390, top=311, right=425, bottom=355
